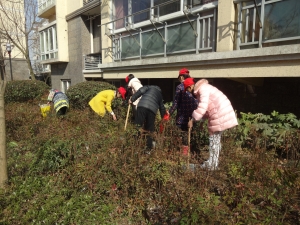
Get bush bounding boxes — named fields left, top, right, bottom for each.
left=4, top=80, right=50, bottom=103
left=66, top=81, right=116, bottom=110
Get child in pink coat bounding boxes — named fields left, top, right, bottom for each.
left=185, top=78, right=238, bottom=170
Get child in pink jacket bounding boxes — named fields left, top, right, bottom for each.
left=185, top=78, right=238, bottom=170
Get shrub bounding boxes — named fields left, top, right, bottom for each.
left=66, top=81, right=116, bottom=109
left=4, top=80, right=50, bottom=103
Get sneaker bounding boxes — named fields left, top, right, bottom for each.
left=200, top=161, right=218, bottom=171
left=182, top=163, right=197, bottom=172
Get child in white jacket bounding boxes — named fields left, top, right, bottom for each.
left=125, top=74, right=143, bottom=121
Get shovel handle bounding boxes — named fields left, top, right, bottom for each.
left=124, top=104, right=131, bottom=131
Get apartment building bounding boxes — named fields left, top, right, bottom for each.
left=0, top=0, right=28, bottom=80
left=37, top=0, right=101, bottom=92
left=38, top=0, right=300, bottom=116
left=100, top=0, right=300, bottom=116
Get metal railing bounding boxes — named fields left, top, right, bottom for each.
left=237, top=0, right=300, bottom=49
left=83, top=0, right=96, bottom=6
left=83, top=54, right=102, bottom=70
left=38, top=0, right=55, bottom=13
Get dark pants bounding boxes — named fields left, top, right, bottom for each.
left=176, top=124, right=189, bottom=146
left=131, top=104, right=137, bottom=123
left=135, top=107, right=156, bottom=149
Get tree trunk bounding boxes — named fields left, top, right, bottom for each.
left=25, top=52, right=36, bottom=81
left=0, top=78, right=7, bottom=188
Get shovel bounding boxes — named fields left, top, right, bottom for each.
left=124, top=103, right=131, bottom=131
left=187, top=125, right=191, bottom=168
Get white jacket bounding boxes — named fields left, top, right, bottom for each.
left=128, top=77, right=143, bottom=106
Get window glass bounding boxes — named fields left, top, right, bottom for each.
left=121, top=34, right=140, bottom=58
left=242, top=0, right=261, bottom=7
left=199, top=17, right=213, bottom=48
left=154, top=0, right=180, bottom=17
left=49, top=28, right=53, bottom=50
left=263, top=0, right=300, bottom=41
left=46, top=30, right=49, bottom=51
left=114, top=0, right=128, bottom=29
left=40, top=26, right=57, bottom=60
left=192, top=0, right=215, bottom=7
left=40, top=32, right=44, bottom=52
left=142, top=29, right=165, bottom=56
left=167, top=21, right=197, bottom=53
left=61, top=80, right=71, bottom=93
left=132, top=0, right=151, bottom=23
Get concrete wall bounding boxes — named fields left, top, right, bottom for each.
left=56, top=1, right=69, bottom=62
left=4, top=58, right=29, bottom=81
left=101, top=0, right=113, bottom=64
left=51, top=16, right=91, bottom=90
left=216, top=0, right=236, bottom=52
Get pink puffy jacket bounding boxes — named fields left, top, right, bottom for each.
left=192, top=79, right=238, bottom=134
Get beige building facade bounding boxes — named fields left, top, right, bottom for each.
left=38, top=0, right=101, bottom=92
left=0, top=0, right=28, bottom=80
left=38, top=0, right=300, bottom=116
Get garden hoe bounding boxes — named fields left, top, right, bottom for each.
left=124, top=103, right=131, bottom=131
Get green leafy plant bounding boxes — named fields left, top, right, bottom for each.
left=4, top=80, right=50, bottom=103
left=234, top=111, right=300, bottom=154
left=66, top=81, right=117, bottom=109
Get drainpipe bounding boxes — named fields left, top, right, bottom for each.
left=90, top=18, right=94, bottom=53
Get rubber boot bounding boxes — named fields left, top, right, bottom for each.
left=182, top=145, right=189, bottom=156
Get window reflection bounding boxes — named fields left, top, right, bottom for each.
left=114, top=0, right=128, bottom=29
left=154, top=0, right=180, bottom=17
left=263, top=0, right=300, bottom=41
left=132, top=0, right=151, bottom=23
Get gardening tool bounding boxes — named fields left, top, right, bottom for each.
left=187, top=124, right=191, bottom=168
left=124, top=103, right=131, bottom=131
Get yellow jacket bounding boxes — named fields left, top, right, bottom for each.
left=89, top=90, right=116, bottom=117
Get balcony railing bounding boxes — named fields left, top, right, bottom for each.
left=38, top=0, right=55, bottom=13
left=83, top=0, right=96, bottom=6
left=83, top=54, right=102, bottom=71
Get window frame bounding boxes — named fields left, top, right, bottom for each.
left=39, top=25, right=58, bottom=60
left=237, top=0, right=300, bottom=50
left=61, top=79, right=71, bottom=93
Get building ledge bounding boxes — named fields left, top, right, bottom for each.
left=40, top=59, right=69, bottom=64
left=66, top=0, right=101, bottom=21
left=38, top=4, right=56, bottom=19
left=99, top=44, right=300, bottom=71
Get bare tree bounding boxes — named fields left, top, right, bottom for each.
left=0, top=0, right=41, bottom=81
left=0, top=44, right=7, bottom=188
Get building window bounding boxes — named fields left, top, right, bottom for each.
left=61, top=80, right=71, bottom=93
left=153, top=0, right=180, bottom=17
left=237, top=0, right=300, bottom=49
left=40, top=25, right=58, bottom=60
left=113, top=0, right=181, bottom=30
left=113, top=9, right=216, bottom=60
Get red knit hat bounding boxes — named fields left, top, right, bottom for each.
left=183, top=78, right=195, bottom=91
left=125, top=76, right=129, bottom=83
left=118, top=87, right=127, bottom=100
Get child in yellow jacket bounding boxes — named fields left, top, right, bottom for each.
left=89, top=87, right=126, bottom=120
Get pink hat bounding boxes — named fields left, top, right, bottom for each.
left=183, top=78, right=195, bottom=91
left=118, top=87, right=127, bottom=100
